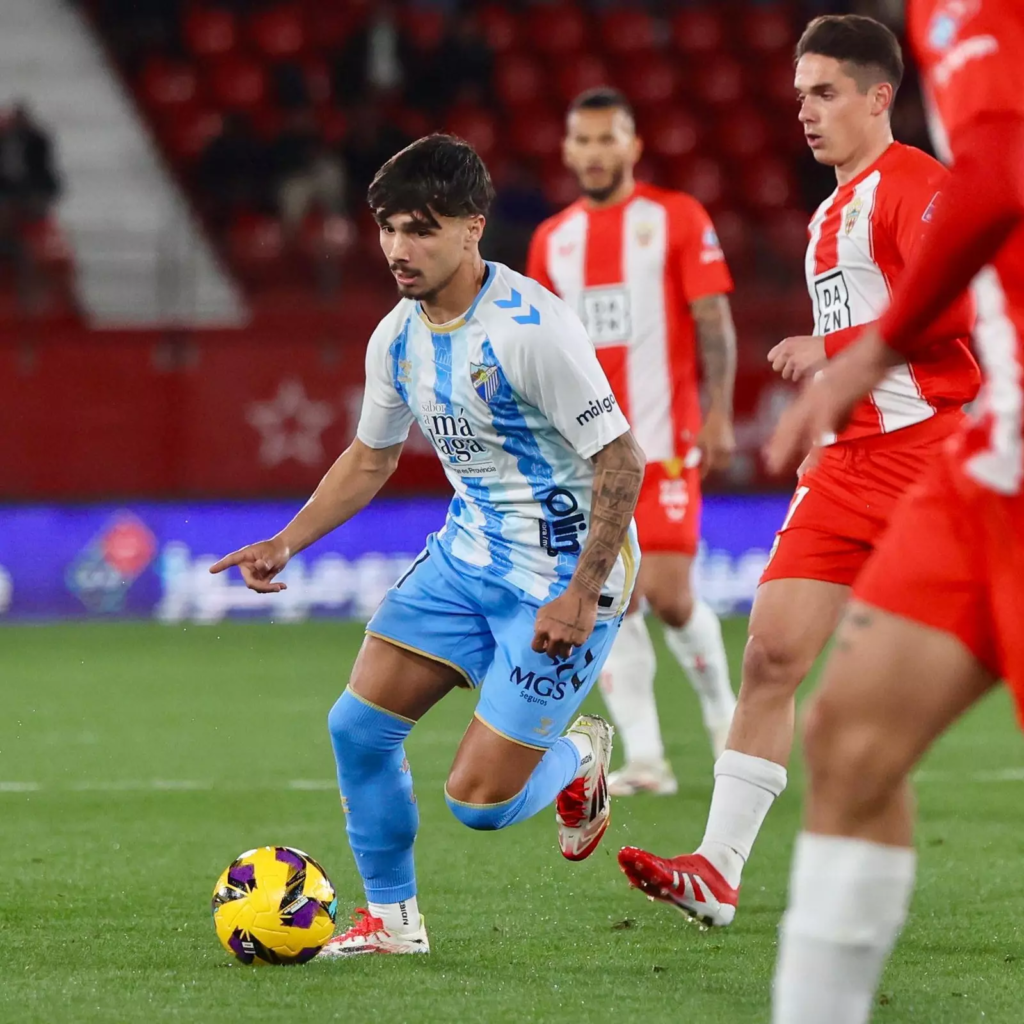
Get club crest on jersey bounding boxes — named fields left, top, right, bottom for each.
left=470, top=362, right=500, bottom=402
left=635, top=222, right=655, bottom=247
left=844, top=197, right=864, bottom=235
left=396, top=358, right=412, bottom=384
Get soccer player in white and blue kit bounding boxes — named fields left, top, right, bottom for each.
left=211, top=135, right=644, bottom=957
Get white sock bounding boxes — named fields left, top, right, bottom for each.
left=773, top=833, right=916, bottom=1024
left=663, top=599, right=737, bottom=734
left=696, top=750, right=788, bottom=888
left=367, top=896, right=420, bottom=936
left=597, top=612, right=663, bottom=764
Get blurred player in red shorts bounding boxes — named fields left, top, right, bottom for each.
left=618, top=14, right=979, bottom=926
left=528, top=88, right=739, bottom=794
left=764, top=2, right=1024, bottom=1020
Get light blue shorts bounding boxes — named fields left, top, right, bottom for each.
left=366, top=534, right=623, bottom=749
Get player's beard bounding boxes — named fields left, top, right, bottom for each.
left=580, top=165, right=626, bottom=204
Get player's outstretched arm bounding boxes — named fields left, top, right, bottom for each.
left=691, top=294, right=737, bottom=476
left=533, top=431, right=645, bottom=658
left=209, top=439, right=403, bottom=592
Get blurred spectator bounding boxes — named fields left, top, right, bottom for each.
left=404, top=15, right=494, bottom=115
left=270, top=110, right=346, bottom=237
left=342, top=105, right=413, bottom=208
left=196, top=113, right=270, bottom=222
left=273, top=62, right=312, bottom=111
left=0, top=103, right=61, bottom=222
left=332, top=2, right=405, bottom=107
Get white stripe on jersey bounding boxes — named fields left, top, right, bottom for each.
left=623, top=197, right=672, bottom=459
left=807, top=169, right=935, bottom=440
left=968, top=267, right=1024, bottom=494
left=544, top=209, right=588, bottom=307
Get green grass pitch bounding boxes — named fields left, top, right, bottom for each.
left=3, top=619, right=1024, bottom=1023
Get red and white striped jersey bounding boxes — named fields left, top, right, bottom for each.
left=909, top=0, right=1024, bottom=493
left=527, top=182, right=733, bottom=463
left=806, top=141, right=978, bottom=445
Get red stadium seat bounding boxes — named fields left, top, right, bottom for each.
left=762, top=207, right=810, bottom=266
left=316, top=107, right=348, bottom=145
left=207, top=55, right=268, bottom=113
left=228, top=212, right=285, bottom=278
left=163, top=106, right=222, bottom=163
left=529, top=5, right=588, bottom=58
left=299, top=54, right=332, bottom=107
left=762, top=53, right=800, bottom=110
left=742, top=4, right=794, bottom=57
left=249, top=5, right=307, bottom=61
left=445, top=106, right=499, bottom=161
left=510, top=106, right=564, bottom=161
left=139, top=58, right=200, bottom=112
left=23, top=216, right=73, bottom=269
left=715, top=109, right=770, bottom=160
left=619, top=55, right=683, bottom=112
left=643, top=109, right=703, bottom=161
left=668, top=157, right=730, bottom=212
left=555, top=56, right=614, bottom=106
left=477, top=5, right=520, bottom=55
left=184, top=6, right=238, bottom=59
left=741, top=158, right=797, bottom=213
left=402, top=7, right=446, bottom=51
left=599, top=9, right=658, bottom=57
left=304, top=5, right=359, bottom=50
left=493, top=53, right=546, bottom=109
left=691, top=56, right=747, bottom=109
left=671, top=7, right=726, bottom=57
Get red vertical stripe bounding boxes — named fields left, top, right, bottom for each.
left=583, top=205, right=631, bottom=422
left=814, top=191, right=846, bottom=275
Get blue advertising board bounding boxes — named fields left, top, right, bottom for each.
left=0, top=495, right=788, bottom=622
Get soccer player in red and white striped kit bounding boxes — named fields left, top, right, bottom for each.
left=619, top=15, right=980, bottom=928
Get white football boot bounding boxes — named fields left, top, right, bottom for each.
left=607, top=758, right=679, bottom=796
left=318, top=908, right=430, bottom=957
left=556, top=714, right=614, bottom=861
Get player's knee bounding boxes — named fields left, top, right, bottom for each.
left=741, top=632, right=812, bottom=695
left=444, top=785, right=521, bottom=831
left=444, top=764, right=523, bottom=812
left=648, top=588, right=694, bottom=630
left=326, top=689, right=406, bottom=760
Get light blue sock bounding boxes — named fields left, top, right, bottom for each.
left=327, top=688, right=418, bottom=903
left=445, top=736, right=581, bottom=830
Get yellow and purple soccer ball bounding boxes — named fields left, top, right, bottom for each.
left=211, top=846, right=338, bottom=965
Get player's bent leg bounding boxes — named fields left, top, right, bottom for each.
left=646, top=552, right=738, bottom=760
left=774, top=603, right=996, bottom=1023
left=321, top=626, right=472, bottom=958
left=619, top=577, right=845, bottom=925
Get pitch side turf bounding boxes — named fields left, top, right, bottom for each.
left=2, top=620, right=1023, bottom=1023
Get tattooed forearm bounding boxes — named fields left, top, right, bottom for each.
left=691, top=293, right=737, bottom=412
left=570, top=432, right=645, bottom=598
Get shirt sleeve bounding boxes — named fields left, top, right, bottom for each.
left=671, top=197, right=734, bottom=303
left=879, top=116, right=1024, bottom=355
left=504, top=304, right=631, bottom=460
left=355, top=320, right=415, bottom=449
left=525, top=222, right=557, bottom=294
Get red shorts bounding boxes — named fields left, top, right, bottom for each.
left=855, top=447, right=1024, bottom=703
left=760, top=432, right=949, bottom=587
left=634, top=460, right=702, bottom=556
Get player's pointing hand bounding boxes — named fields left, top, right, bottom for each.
left=209, top=537, right=292, bottom=594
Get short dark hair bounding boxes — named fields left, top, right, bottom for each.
left=568, top=87, right=635, bottom=123
left=796, top=15, right=904, bottom=93
left=368, top=133, right=495, bottom=226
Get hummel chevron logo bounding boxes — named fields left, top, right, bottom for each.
left=494, top=288, right=541, bottom=326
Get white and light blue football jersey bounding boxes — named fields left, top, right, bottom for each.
left=356, top=261, right=639, bottom=614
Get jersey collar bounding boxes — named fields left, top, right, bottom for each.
left=416, top=261, right=496, bottom=334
